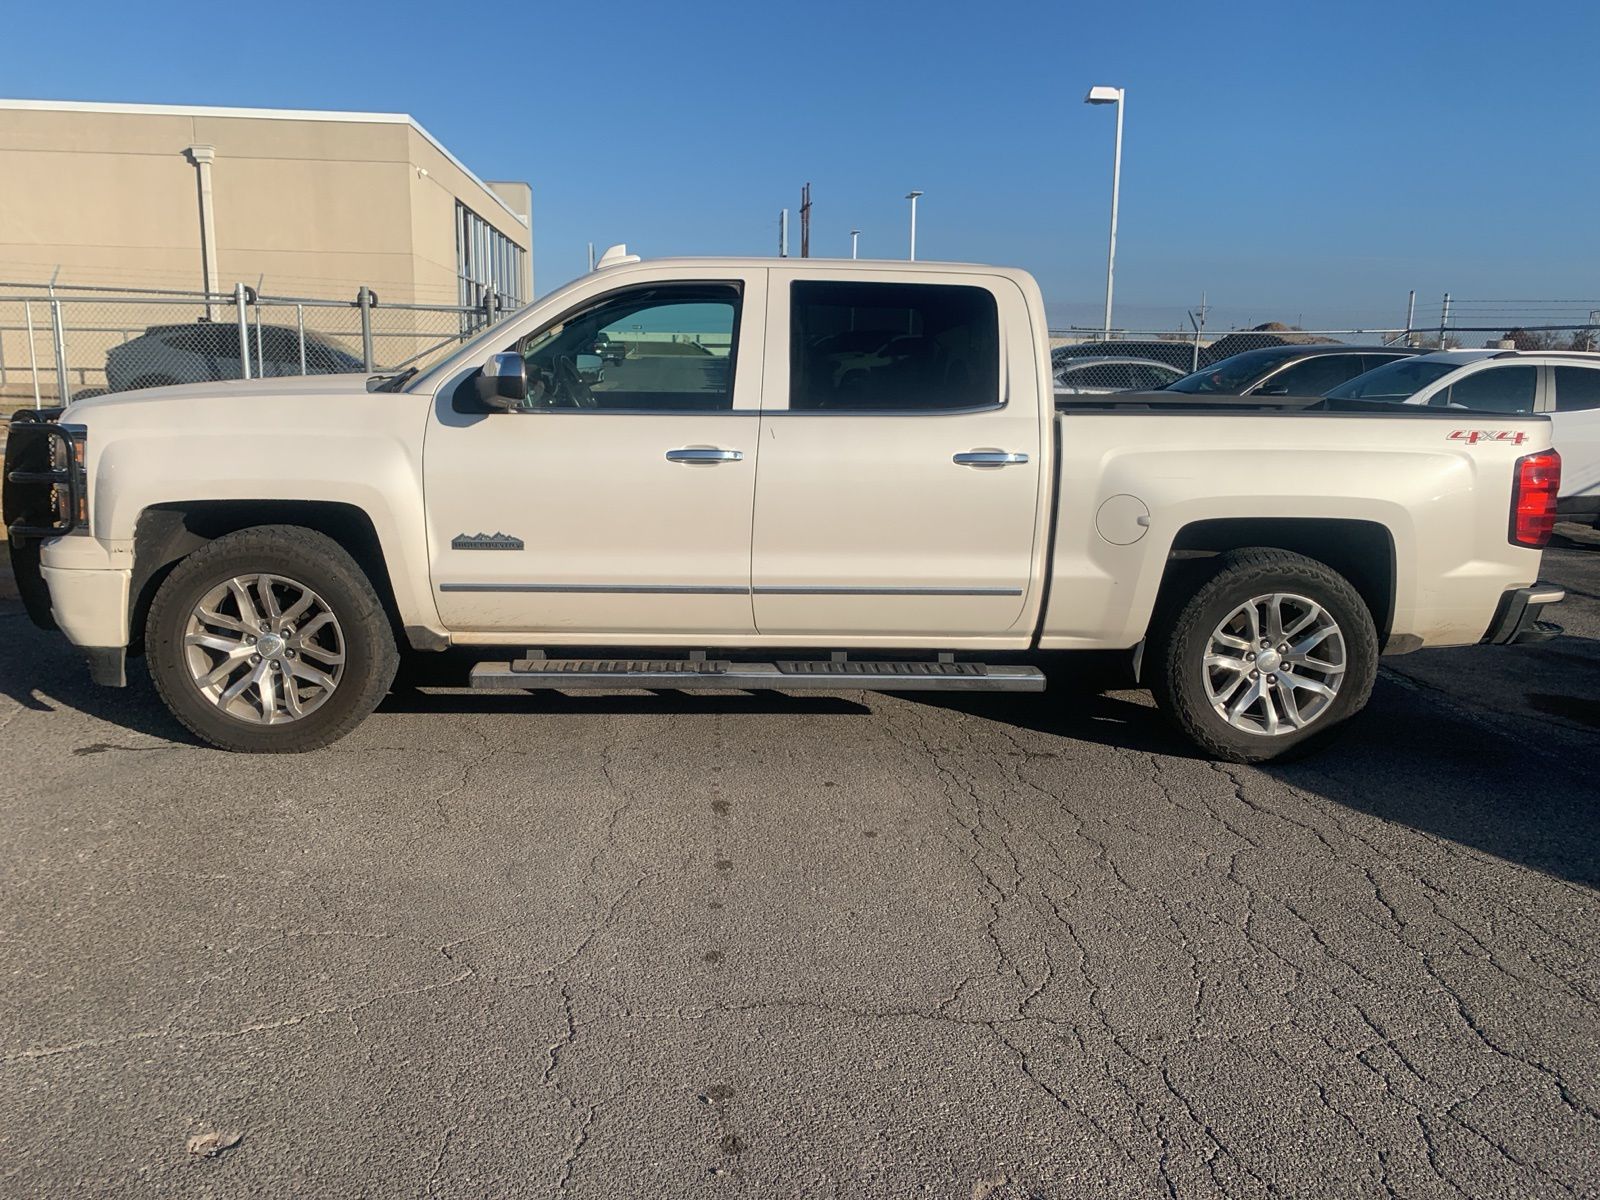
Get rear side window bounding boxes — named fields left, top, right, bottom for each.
left=1436, top=366, right=1537, bottom=413
left=1057, top=361, right=1134, bottom=391
left=1258, top=354, right=1366, bottom=395
left=790, top=281, right=999, bottom=411
left=1554, top=366, right=1600, bottom=411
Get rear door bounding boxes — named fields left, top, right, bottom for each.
left=750, top=270, right=1045, bottom=638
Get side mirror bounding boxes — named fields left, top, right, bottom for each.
left=474, top=352, right=528, bottom=410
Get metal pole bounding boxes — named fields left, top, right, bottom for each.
left=906, top=191, right=922, bottom=260
left=186, top=146, right=220, bottom=319
left=50, top=299, right=69, bottom=404
left=850, top=229, right=860, bottom=260
left=587, top=242, right=595, bottom=272
left=358, top=287, right=374, bottom=372
left=253, top=289, right=264, bottom=377
left=1103, top=93, right=1124, bottom=337
left=296, top=304, right=307, bottom=374
left=24, top=301, right=41, bottom=408
left=235, top=282, right=252, bottom=379
left=779, top=209, right=789, bottom=258
left=1439, top=292, right=1451, bottom=349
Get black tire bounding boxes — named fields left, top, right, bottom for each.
left=145, top=526, right=398, bottom=752
left=1147, top=548, right=1378, bottom=764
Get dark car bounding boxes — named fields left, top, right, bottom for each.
left=105, top=322, right=366, bottom=393
left=1162, top=345, right=1419, bottom=398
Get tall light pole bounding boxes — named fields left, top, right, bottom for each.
left=850, top=229, right=860, bottom=260
left=905, top=191, right=923, bottom=261
left=1085, top=85, right=1124, bottom=337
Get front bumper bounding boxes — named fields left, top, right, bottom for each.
left=1481, top=584, right=1566, bottom=646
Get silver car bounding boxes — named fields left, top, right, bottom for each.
left=1053, top=356, right=1185, bottom=396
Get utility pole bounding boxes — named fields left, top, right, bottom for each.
left=850, top=229, right=860, bottom=260
left=905, top=190, right=923, bottom=261
left=1439, top=292, right=1451, bottom=349
left=587, top=242, right=595, bottom=271
left=1405, top=289, right=1415, bottom=341
left=799, top=183, right=812, bottom=258
left=779, top=209, right=789, bottom=258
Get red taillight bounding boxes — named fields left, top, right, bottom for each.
left=1510, top=449, right=1561, bottom=548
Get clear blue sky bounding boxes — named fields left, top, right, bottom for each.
left=8, top=0, right=1600, bottom=330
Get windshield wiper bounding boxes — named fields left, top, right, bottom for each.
left=368, top=367, right=419, bottom=393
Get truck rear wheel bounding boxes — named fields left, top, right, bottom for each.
left=1147, top=549, right=1378, bottom=763
left=145, top=526, right=398, bottom=752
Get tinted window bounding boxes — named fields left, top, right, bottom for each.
left=1129, top=362, right=1181, bottom=389
left=189, top=325, right=240, bottom=358
left=1257, top=354, right=1366, bottom=396
left=1554, top=366, right=1600, bottom=411
left=1439, top=366, right=1536, bottom=413
left=1165, top=349, right=1294, bottom=395
left=513, top=283, right=740, bottom=411
left=1326, top=358, right=1461, bottom=401
left=790, top=281, right=999, bottom=410
left=1056, top=361, right=1135, bottom=392
left=1360, top=353, right=1410, bottom=375
left=258, top=328, right=301, bottom=364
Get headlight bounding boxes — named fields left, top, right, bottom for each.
left=50, top=424, right=89, bottom=532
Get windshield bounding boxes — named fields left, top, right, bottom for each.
left=1325, top=359, right=1460, bottom=401
left=1164, top=349, right=1292, bottom=394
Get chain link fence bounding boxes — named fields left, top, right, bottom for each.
left=1047, top=325, right=1410, bottom=387
left=0, top=282, right=516, bottom=407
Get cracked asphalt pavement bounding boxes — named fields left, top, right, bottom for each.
left=1, top=532, right=1597, bottom=1198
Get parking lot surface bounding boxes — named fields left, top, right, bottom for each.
left=1, top=533, right=1597, bottom=1199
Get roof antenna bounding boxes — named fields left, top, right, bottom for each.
left=595, top=244, right=641, bottom=269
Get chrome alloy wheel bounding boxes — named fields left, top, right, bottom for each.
left=182, top=574, right=346, bottom=724
left=1202, top=592, right=1346, bottom=736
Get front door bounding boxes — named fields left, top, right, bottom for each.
left=750, top=270, right=1046, bottom=639
left=424, top=272, right=765, bottom=637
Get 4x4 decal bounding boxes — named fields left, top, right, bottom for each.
left=1449, top=429, right=1529, bottom=445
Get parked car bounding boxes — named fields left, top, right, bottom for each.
left=1052, top=340, right=1191, bottom=374
left=5, top=255, right=1564, bottom=763
left=1327, top=349, right=1600, bottom=526
left=1054, top=356, right=1186, bottom=396
left=105, top=323, right=366, bottom=393
left=1162, top=345, right=1419, bottom=398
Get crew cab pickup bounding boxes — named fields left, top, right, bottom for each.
left=2, top=255, right=1567, bottom=762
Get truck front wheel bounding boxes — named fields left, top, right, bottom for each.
left=145, top=526, right=398, bottom=752
left=1147, top=548, right=1378, bottom=763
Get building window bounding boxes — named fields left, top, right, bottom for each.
left=456, top=201, right=525, bottom=320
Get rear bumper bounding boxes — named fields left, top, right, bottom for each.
left=1481, top=583, right=1565, bottom=646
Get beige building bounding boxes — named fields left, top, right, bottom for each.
left=0, top=99, right=532, bottom=306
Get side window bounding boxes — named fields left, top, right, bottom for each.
left=259, top=328, right=301, bottom=365
left=1259, top=355, right=1364, bottom=395
left=512, top=283, right=740, bottom=411
left=1438, top=366, right=1537, bottom=413
left=1361, top=353, right=1408, bottom=375
left=790, top=281, right=999, bottom=411
left=1128, top=362, right=1179, bottom=390
left=1058, top=362, right=1134, bottom=392
left=1554, top=366, right=1600, bottom=412
left=182, top=325, right=240, bottom=359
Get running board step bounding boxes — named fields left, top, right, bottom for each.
left=469, top=658, right=1045, bottom=693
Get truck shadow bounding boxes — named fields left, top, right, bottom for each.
left=4, top=607, right=1593, bottom=888
left=921, top=671, right=1600, bottom=890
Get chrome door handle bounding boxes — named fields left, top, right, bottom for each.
left=666, top=448, right=743, bottom=464
left=953, top=451, right=1029, bottom=467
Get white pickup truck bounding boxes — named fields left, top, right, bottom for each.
left=3, top=254, right=1567, bottom=762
